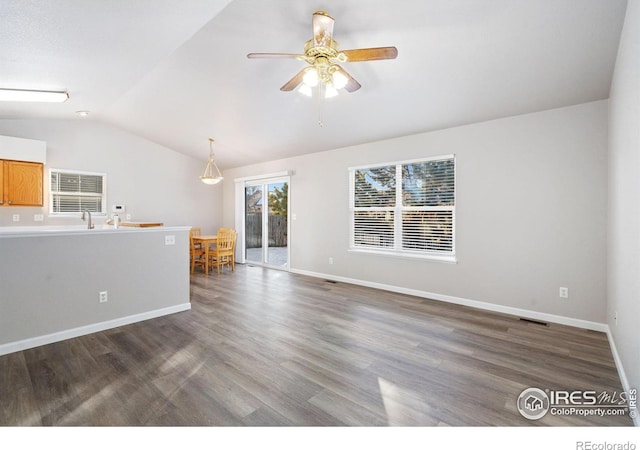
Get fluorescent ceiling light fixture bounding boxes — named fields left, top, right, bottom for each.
left=0, top=88, right=69, bottom=103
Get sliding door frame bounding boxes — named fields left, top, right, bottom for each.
left=234, top=171, right=291, bottom=271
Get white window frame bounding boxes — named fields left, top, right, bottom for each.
left=349, top=155, right=456, bottom=263
left=49, top=168, right=107, bottom=217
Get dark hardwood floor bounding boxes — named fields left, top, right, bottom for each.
left=0, top=265, right=633, bottom=426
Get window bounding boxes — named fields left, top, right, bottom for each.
left=349, top=155, right=455, bottom=262
left=49, top=169, right=106, bottom=215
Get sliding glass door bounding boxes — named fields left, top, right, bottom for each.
left=244, top=177, right=289, bottom=269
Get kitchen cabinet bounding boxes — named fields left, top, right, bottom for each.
left=1, top=159, right=43, bottom=206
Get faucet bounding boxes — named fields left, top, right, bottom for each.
left=81, top=209, right=94, bottom=229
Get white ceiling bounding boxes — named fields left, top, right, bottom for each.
left=0, top=0, right=628, bottom=169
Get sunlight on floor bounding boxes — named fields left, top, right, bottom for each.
left=378, top=377, right=438, bottom=426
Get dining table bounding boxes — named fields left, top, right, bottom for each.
left=192, top=234, right=218, bottom=273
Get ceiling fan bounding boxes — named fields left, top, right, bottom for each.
left=247, top=10, right=398, bottom=97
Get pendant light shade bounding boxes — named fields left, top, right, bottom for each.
left=200, top=138, right=224, bottom=185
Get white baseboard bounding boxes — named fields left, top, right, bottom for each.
left=290, top=268, right=608, bottom=332
left=0, top=302, right=191, bottom=357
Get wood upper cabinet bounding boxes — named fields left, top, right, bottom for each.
left=1, top=160, right=44, bottom=206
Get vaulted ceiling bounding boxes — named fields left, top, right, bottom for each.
left=0, top=0, right=628, bottom=169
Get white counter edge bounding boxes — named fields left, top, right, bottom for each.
left=0, top=225, right=192, bottom=238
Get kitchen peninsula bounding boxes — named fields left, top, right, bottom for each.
left=0, top=225, right=191, bottom=355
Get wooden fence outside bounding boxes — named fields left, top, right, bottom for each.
left=245, top=214, right=287, bottom=248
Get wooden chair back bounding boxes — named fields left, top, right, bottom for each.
left=189, top=228, right=206, bottom=273
left=211, top=228, right=236, bottom=274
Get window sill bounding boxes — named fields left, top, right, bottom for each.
left=348, top=247, right=457, bottom=264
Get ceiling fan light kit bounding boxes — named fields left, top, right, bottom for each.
left=247, top=10, right=397, bottom=98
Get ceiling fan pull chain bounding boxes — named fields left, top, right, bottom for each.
left=317, top=83, right=325, bottom=127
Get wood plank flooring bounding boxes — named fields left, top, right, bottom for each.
left=0, top=265, right=633, bottom=426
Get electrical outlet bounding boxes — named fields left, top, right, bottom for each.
left=126, top=214, right=131, bottom=221
left=12, top=214, right=20, bottom=222
left=165, top=235, right=175, bottom=245
left=99, top=291, right=108, bottom=303
left=328, top=257, right=334, bottom=265
left=34, top=214, right=44, bottom=222
left=559, top=287, right=569, bottom=298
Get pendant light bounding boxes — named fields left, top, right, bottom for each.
left=200, top=138, right=224, bottom=185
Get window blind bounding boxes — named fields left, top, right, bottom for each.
left=50, top=170, right=106, bottom=214
left=350, top=156, right=455, bottom=259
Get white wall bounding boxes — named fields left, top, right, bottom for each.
left=608, top=0, right=640, bottom=409
left=222, top=101, right=609, bottom=326
left=0, top=134, right=46, bottom=162
left=0, top=119, right=222, bottom=233
left=0, top=227, right=191, bottom=355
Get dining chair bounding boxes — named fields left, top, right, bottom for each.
left=230, top=229, right=237, bottom=268
left=217, top=228, right=238, bottom=267
left=189, top=228, right=206, bottom=273
left=190, top=227, right=202, bottom=247
left=209, top=228, right=235, bottom=274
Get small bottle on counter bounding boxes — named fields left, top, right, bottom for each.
left=113, top=214, right=120, bottom=229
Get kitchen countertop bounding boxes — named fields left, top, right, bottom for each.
left=0, top=225, right=190, bottom=238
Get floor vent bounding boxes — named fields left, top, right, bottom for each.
left=519, top=317, right=548, bottom=326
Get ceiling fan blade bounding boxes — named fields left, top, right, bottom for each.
left=247, top=52, right=305, bottom=59
left=312, top=10, right=334, bottom=47
left=342, top=46, right=398, bottom=62
left=280, top=68, right=308, bottom=91
left=333, top=65, right=361, bottom=92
